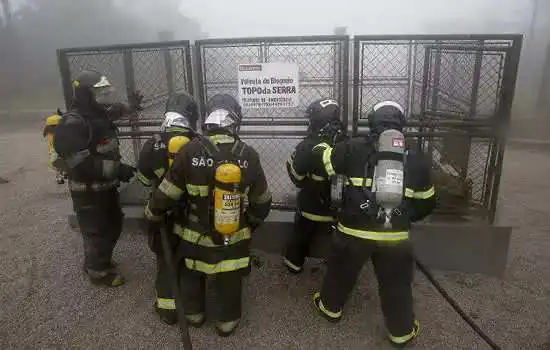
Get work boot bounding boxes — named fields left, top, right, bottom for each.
left=387, top=320, right=420, bottom=348
left=283, top=257, right=303, bottom=274
left=153, top=302, right=178, bottom=325
left=86, top=266, right=125, bottom=287
left=215, top=319, right=240, bottom=337
left=313, top=292, right=342, bottom=323
left=56, top=174, right=65, bottom=184
left=185, top=313, right=206, bottom=328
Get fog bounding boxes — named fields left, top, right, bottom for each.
left=1, top=0, right=549, bottom=122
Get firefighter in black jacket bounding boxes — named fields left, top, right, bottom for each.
left=53, top=70, right=142, bottom=287
left=136, top=92, right=199, bottom=324
left=283, top=98, right=347, bottom=273
left=144, top=95, right=272, bottom=337
left=311, top=101, right=436, bottom=348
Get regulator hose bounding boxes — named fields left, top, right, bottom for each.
left=415, top=258, right=501, bottom=350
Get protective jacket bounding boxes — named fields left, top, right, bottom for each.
left=316, top=136, right=436, bottom=241
left=287, top=135, right=337, bottom=222
left=145, top=131, right=272, bottom=276
left=137, top=130, right=196, bottom=188
left=53, top=101, right=128, bottom=193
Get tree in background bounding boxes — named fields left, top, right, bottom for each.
left=0, top=0, right=203, bottom=108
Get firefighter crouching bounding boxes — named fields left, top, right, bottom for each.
left=53, top=70, right=142, bottom=287
left=283, top=98, right=347, bottom=273
left=137, top=92, right=199, bottom=325
left=311, top=101, right=436, bottom=347
left=144, top=94, right=272, bottom=336
left=43, top=110, right=67, bottom=184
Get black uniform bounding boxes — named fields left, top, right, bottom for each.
left=136, top=92, right=199, bottom=323
left=137, top=130, right=195, bottom=316
left=145, top=130, right=272, bottom=332
left=312, top=102, right=436, bottom=347
left=53, top=70, right=139, bottom=286
left=283, top=98, right=346, bottom=272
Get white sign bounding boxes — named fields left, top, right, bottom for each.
left=238, top=62, right=300, bottom=109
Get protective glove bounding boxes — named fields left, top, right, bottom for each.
left=118, top=163, right=136, bottom=182
left=128, top=90, right=144, bottom=111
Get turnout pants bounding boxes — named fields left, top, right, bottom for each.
left=284, top=212, right=333, bottom=269
left=319, top=229, right=415, bottom=338
left=148, top=218, right=179, bottom=310
left=71, top=189, right=123, bottom=274
left=179, top=266, right=243, bottom=323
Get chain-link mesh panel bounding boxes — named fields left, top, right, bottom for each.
left=197, top=37, right=348, bottom=122
left=356, top=38, right=514, bottom=121
left=409, top=132, right=495, bottom=217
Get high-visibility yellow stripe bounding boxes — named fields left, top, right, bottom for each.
left=158, top=179, right=184, bottom=200
left=404, top=186, right=435, bottom=199
left=287, top=159, right=306, bottom=181
left=389, top=320, right=420, bottom=344
left=136, top=171, right=151, bottom=186
left=314, top=292, right=342, bottom=319
left=250, top=189, right=272, bottom=204
left=157, top=298, right=176, bottom=310
left=154, top=167, right=166, bottom=179
left=347, top=177, right=372, bottom=187
left=174, top=225, right=251, bottom=247
left=209, top=135, right=235, bottom=144
left=144, top=205, right=163, bottom=221
left=413, top=186, right=435, bottom=199
left=309, top=174, right=327, bottom=181
left=322, top=147, right=335, bottom=176
left=301, top=212, right=335, bottom=222
left=337, top=223, right=409, bottom=241
left=283, top=258, right=302, bottom=272
left=185, top=257, right=250, bottom=274
left=186, top=184, right=209, bottom=197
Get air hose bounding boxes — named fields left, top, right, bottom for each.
left=415, top=258, right=501, bottom=350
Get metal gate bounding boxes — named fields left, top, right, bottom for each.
left=194, top=35, right=350, bottom=209
left=353, top=35, right=522, bottom=223
left=57, top=40, right=194, bottom=205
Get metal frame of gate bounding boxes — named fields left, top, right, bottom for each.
left=56, top=34, right=523, bottom=224
left=352, top=35, right=522, bottom=223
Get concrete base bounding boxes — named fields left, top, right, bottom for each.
left=68, top=206, right=512, bottom=277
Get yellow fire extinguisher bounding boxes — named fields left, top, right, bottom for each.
left=214, top=162, right=242, bottom=241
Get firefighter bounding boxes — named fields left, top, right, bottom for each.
left=136, top=92, right=199, bottom=325
left=42, top=110, right=67, bottom=184
left=310, top=101, right=436, bottom=347
left=53, top=70, right=143, bottom=287
left=283, top=98, right=347, bottom=273
left=144, top=94, right=272, bottom=337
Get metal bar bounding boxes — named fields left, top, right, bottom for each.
left=353, top=34, right=522, bottom=42
left=194, top=42, right=206, bottom=122
left=56, top=49, right=73, bottom=111
left=488, top=35, right=523, bottom=224
left=341, top=36, right=350, bottom=132
left=184, top=44, right=195, bottom=97
left=423, top=45, right=512, bottom=53
left=351, top=39, right=361, bottom=136
left=122, top=49, right=141, bottom=165
left=195, top=35, right=349, bottom=46
left=58, top=40, right=192, bottom=54
left=356, top=119, right=497, bottom=127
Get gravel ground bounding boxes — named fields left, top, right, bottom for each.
left=0, top=118, right=549, bottom=350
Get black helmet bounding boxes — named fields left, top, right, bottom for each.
left=306, top=98, right=344, bottom=143
left=72, top=70, right=114, bottom=108
left=162, top=92, right=199, bottom=132
left=368, top=100, right=406, bottom=135
left=203, top=94, right=243, bottom=134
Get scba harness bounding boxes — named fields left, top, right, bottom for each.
left=197, top=135, right=248, bottom=245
